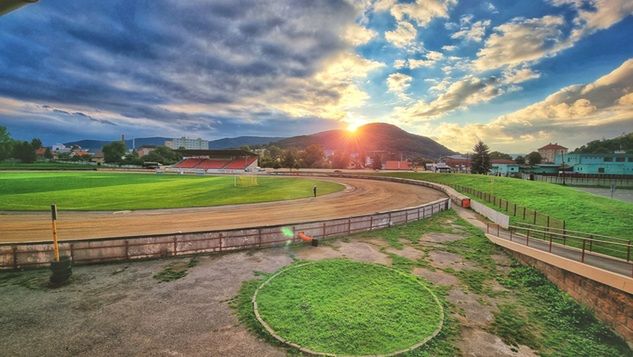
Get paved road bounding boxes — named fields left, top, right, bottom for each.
left=0, top=177, right=446, bottom=243
left=572, top=186, right=633, bottom=203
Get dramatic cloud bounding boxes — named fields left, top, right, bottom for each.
left=385, top=21, right=418, bottom=48
left=451, top=19, right=491, bottom=42
left=473, top=15, right=568, bottom=71
left=393, top=76, right=502, bottom=120
left=394, top=51, right=444, bottom=69
left=0, top=0, right=380, bottom=140
left=387, top=73, right=413, bottom=99
left=552, top=0, right=633, bottom=37
left=434, top=58, right=633, bottom=152
left=390, top=0, right=457, bottom=27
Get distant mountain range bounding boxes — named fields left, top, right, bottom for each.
left=65, top=136, right=284, bottom=152
left=274, top=123, right=456, bottom=159
left=64, top=123, right=456, bottom=159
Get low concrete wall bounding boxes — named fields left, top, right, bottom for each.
left=509, top=249, right=633, bottom=349
left=470, top=200, right=510, bottom=228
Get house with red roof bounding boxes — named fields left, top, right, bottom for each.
left=538, top=143, right=567, bottom=163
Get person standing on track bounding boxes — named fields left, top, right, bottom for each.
left=313, top=185, right=317, bottom=198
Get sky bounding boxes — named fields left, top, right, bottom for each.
left=0, top=0, right=632, bottom=153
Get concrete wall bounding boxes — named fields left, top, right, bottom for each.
left=510, top=250, right=633, bottom=349
left=470, top=200, right=510, bottom=228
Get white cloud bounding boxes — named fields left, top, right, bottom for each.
left=433, top=58, right=633, bottom=152
left=451, top=19, right=491, bottom=42
left=442, top=45, right=457, bottom=51
left=552, top=0, right=633, bottom=37
left=342, top=24, right=377, bottom=46
left=473, top=15, right=568, bottom=71
left=502, top=66, right=541, bottom=84
left=387, top=73, right=413, bottom=99
left=395, top=50, right=444, bottom=69
left=391, top=0, right=457, bottom=27
left=392, top=76, right=502, bottom=120
left=385, top=21, right=418, bottom=48
left=486, top=2, right=498, bottom=13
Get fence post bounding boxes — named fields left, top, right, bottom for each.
left=173, top=236, right=178, bottom=256
left=69, top=243, right=74, bottom=262
left=322, top=222, right=326, bottom=238
left=522, top=207, right=526, bottom=220
left=125, top=240, right=129, bottom=260
left=219, top=233, right=223, bottom=252
left=12, top=245, right=17, bottom=269
left=533, top=211, right=537, bottom=224
left=258, top=228, right=263, bottom=248
left=348, top=218, right=352, bottom=234
left=509, top=228, right=513, bottom=241
left=627, top=241, right=631, bottom=262
left=581, top=240, right=586, bottom=262
left=589, top=235, right=593, bottom=252
left=513, top=204, right=516, bottom=216
left=548, top=235, right=552, bottom=252
left=417, top=208, right=421, bottom=220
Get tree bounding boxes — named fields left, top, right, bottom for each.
left=331, top=151, right=350, bottom=169
left=526, top=151, right=542, bottom=166
left=282, top=149, right=298, bottom=169
left=31, top=138, right=42, bottom=150
left=0, top=126, right=14, bottom=161
left=13, top=141, right=37, bottom=163
left=141, top=146, right=181, bottom=164
left=44, top=147, right=53, bottom=160
left=102, top=141, right=127, bottom=163
left=514, top=155, right=525, bottom=165
left=470, top=141, right=491, bottom=174
left=489, top=151, right=512, bottom=160
left=302, top=144, right=324, bottom=168
left=371, top=153, right=382, bottom=170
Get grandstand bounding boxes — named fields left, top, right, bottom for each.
left=171, top=149, right=259, bottom=174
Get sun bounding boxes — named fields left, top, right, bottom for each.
left=346, top=119, right=365, bottom=133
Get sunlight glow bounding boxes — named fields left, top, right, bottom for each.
left=346, top=119, right=365, bottom=133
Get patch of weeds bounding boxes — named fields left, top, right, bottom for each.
left=153, top=257, right=198, bottom=282
left=493, top=265, right=631, bottom=356
left=490, top=304, right=539, bottom=348
left=389, top=253, right=416, bottom=272
left=0, top=269, right=49, bottom=290
left=448, top=269, right=490, bottom=295
left=358, top=210, right=456, bottom=248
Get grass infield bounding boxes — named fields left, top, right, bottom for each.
left=0, top=172, right=343, bottom=211
left=253, top=259, right=444, bottom=356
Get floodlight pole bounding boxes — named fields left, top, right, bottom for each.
left=51, top=204, right=60, bottom=262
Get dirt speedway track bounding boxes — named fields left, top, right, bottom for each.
left=0, top=177, right=446, bottom=243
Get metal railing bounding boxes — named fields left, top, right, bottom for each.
left=486, top=222, right=633, bottom=277
left=0, top=198, right=450, bottom=269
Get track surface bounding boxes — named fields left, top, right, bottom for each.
left=0, top=177, right=445, bottom=243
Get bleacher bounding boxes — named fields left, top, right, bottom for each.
left=224, top=156, right=257, bottom=170
left=172, top=150, right=258, bottom=172
left=196, top=159, right=230, bottom=170
left=174, top=158, right=204, bottom=168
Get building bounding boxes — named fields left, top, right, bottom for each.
left=165, top=137, right=208, bottom=150
left=555, top=152, right=633, bottom=175
left=52, top=143, right=70, bottom=153
left=490, top=159, right=520, bottom=176
left=382, top=160, right=411, bottom=170
left=136, top=146, right=156, bottom=157
left=538, top=143, right=567, bottom=163
left=441, top=154, right=471, bottom=173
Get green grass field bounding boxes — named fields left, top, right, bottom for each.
left=254, top=259, right=443, bottom=355
left=0, top=172, right=343, bottom=211
left=380, top=172, right=633, bottom=240
left=0, top=162, right=96, bottom=170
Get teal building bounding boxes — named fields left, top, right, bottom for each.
left=490, top=160, right=520, bottom=176
left=554, top=152, right=633, bottom=175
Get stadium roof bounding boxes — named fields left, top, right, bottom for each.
left=176, top=149, right=256, bottom=157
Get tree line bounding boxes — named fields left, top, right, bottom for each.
left=470, top=140, right=543, bottom=174
left=0, top=126, right=49, bottom=163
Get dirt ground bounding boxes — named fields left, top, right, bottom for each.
left=0, top=215, right=541, bottom=357
left=0, top=177, right=446, bottom=243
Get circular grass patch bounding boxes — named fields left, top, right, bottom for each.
left=253, top=259, right=443, bottom=356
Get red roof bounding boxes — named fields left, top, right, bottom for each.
left=383, top=161, right=411, bottom=170
left=538, top=143, right=567, bottom=150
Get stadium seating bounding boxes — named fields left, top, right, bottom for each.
left=224, top=156, right=257, bottom=169
left=196, top=159, right=230, bottom=170
left=174, top=158, right=204, bottom=168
